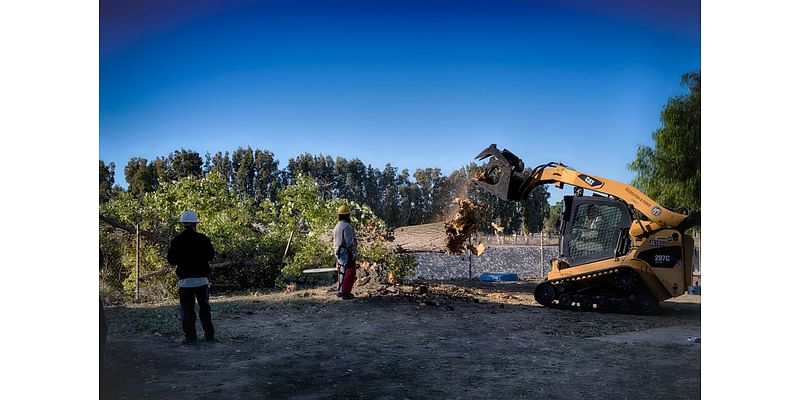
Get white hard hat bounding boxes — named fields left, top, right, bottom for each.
left=179, top=210, right=199, bottom=223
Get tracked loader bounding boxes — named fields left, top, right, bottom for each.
left=473, top=144, right=700, bottom=314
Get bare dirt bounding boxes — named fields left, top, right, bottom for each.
left=101, top=280, right=700, bottom=400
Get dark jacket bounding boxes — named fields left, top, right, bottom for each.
left=167, top=229, right=215, bottom=279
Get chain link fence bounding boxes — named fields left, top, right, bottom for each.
left=413, top=231, right=701, bottom=284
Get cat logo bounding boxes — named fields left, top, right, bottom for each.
left=578, top=174, right=603, bottom=188
left=651, top=207, right=662, bottom=217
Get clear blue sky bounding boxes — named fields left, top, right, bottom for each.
left=100, top=0, right=700, bottom=204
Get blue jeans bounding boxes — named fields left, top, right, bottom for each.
left=179, top=285, right=214, bottom=340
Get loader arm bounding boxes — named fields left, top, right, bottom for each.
left=473, top=144, right=699, bottom=237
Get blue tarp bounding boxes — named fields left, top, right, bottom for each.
left=479, top=272, right=519, bottom=282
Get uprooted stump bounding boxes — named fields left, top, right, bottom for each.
left=444, top=198, right=486, bottom=255
left=353, top=262, right=403, bottom=296
left=389, top=198, right=486, bottom=255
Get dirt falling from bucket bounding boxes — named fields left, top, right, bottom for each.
left=444, top=198, right=486, bottom=255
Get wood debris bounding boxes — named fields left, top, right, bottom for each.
left=444, top=198, right=486, bottom=254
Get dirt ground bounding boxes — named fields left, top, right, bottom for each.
left=101, top=280, right=700, bottom=400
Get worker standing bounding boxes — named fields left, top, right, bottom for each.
left=167, top=210, right=216, bottom=344
left=333, top=205, right=358, bottom=300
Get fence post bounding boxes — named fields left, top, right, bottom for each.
left=135, top=223, right=140, bottom=303
left=468, top=251, right=472, bottom=280
left=539, top=231, right=544, bottom=278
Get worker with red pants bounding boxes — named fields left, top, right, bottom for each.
left=333, top=205, right=358, bottom=300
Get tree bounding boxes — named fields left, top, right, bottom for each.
left=544, top=201, right=563, bottom=234
left=346, top=159, right=368, bottom=204
left=520, top=186, right=550, bottom=233
left=151, top=157, right=169, bottom=184
left=100, top=160, right=115, bottom=203
left=629, top=72, right=701, bottom=210
left=232, top=147, right=255, bottom=197
left=101, top=172, right=286, bottom=299
left=287, top=153, right=336, bottom=199
left=333, top=156, right=351, bottom=200
left=124, top=157, right=158, bottom=197
left=380, top=164, right=401, bottom=227
left=413, top=168, right=447, bottom=223
left=364, top=165, right=381, bottom=214
left=276, top=176, right=389, bottom=279
left=254, top=149, right=281, bottom=203
left=397, top=169, right=421, bottom=226
left=210, top=151, right=234, bottom=185
left=168, top=149, right=203, bottom=180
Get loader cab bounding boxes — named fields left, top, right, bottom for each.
left=559, top=196, right=632, bottom=267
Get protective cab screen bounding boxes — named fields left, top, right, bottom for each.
left=564, top=202, right=627, bottom=266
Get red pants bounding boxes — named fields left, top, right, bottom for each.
left=338, top=264, right=357, bottom=294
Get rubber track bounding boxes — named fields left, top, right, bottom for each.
left=543, top=267, right=650, bottom=314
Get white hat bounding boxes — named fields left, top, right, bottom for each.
left=179, top=210, right=199, bottom=223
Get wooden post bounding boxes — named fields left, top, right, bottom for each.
left=282, top=229, right=295, bottom=265
left=468, top=251, right=472, bottom=280
left=135, top=223, right=140, bottom=303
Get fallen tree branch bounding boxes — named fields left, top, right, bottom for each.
left=136, top=261, right=262, bottom=281
left=99, top=214, right=171, bottom=245
left=138, top=266, right=172, bottom=281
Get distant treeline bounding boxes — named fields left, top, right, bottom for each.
left=100, top=147, right=552, bottom=234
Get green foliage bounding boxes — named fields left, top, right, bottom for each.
left=358, top=239, right=390, bottom=266
left=544, top=201, right=563, bottom=234
left=282, top=237, right=335, bottom=278
left=104, top=145, right=556, bottom=302
left=120, top=147, right=549, bottom=231
left=629, top=71, right=701, bottom=210
left=254, top=149, right=281, bottom=203
left=385, top=253, right=417, bottom=279
left=521, top=186, right=550, bottom=234
left=167, top=149, right=204, bottom=180
left=101, top=172, right=286, bottom=301
left=279, top=177, right=389, bottom=280
left=278, top=175, right=335, bottom=237
left=121, top=243, right=175, bottom=300
left=100, top=160, right=115, bottom=203
left=124, top=157, right=158, bottom=197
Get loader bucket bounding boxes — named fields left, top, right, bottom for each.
left=473, top=144, right=532, bottom=201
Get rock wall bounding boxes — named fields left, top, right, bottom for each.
left=411, top=245, right=560, bottom=280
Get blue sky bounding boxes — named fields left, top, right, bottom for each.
left=100, top=0, right=700, bottom=204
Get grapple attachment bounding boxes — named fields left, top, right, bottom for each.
left=473, top=144, right=533, bottom=201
